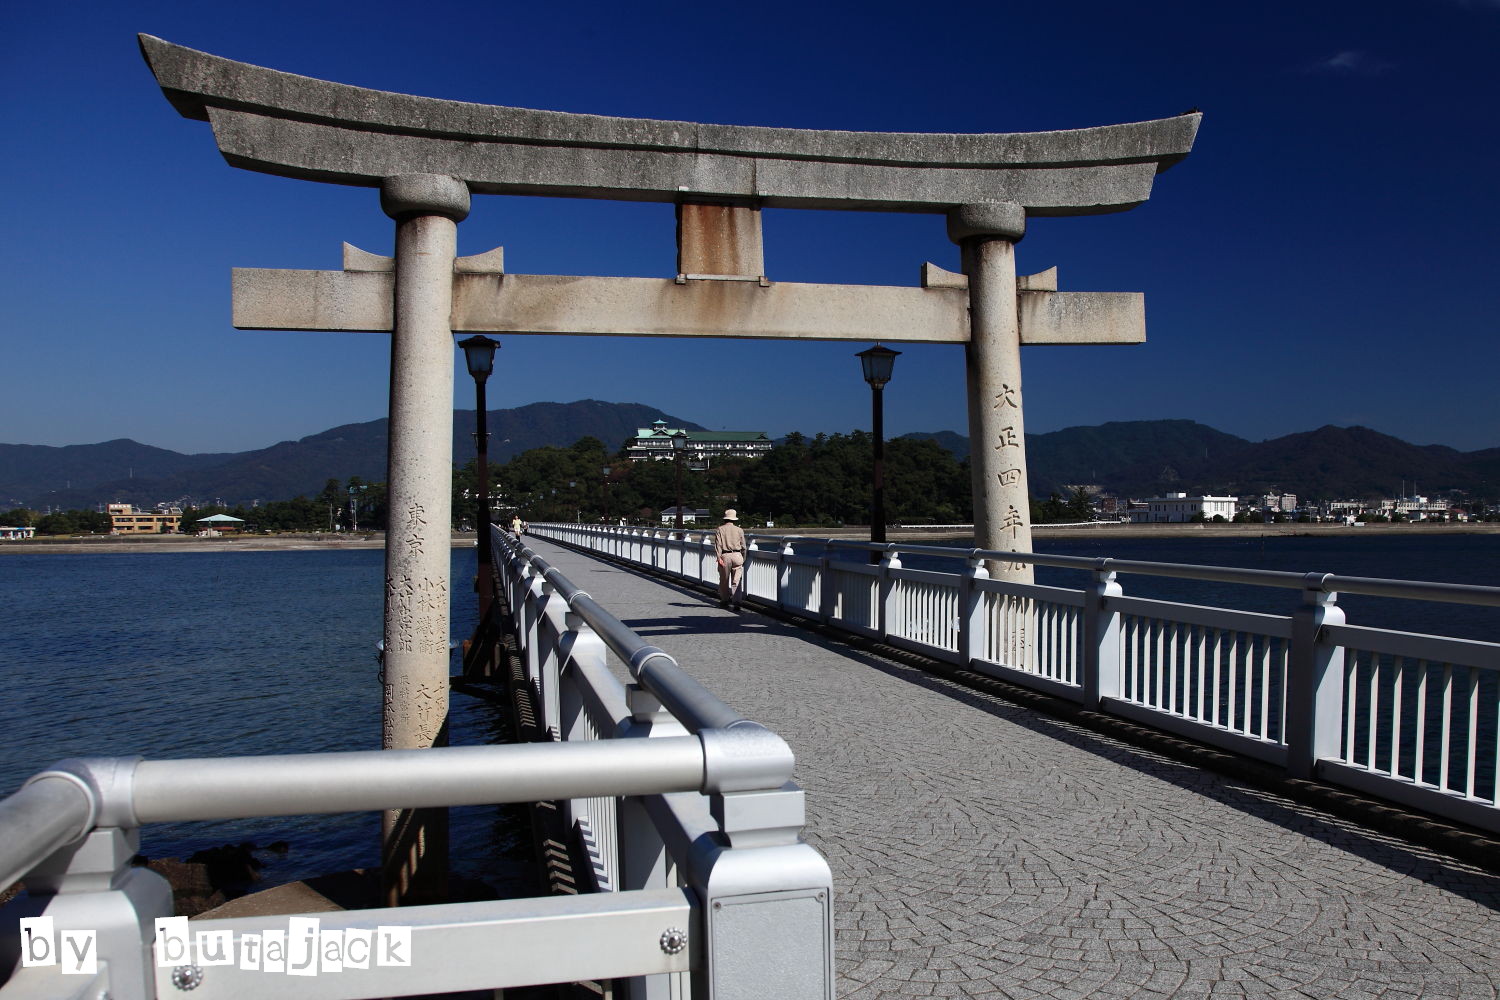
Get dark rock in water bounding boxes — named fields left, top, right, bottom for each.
left=186, top=843, right=264, bottom=896
left=144, top=858, right=225, bottom=917
left=127, top=841, right=291, bottom=916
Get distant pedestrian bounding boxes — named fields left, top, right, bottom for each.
left=713, top=509, right=748, bottom=610
left=510, top=515, right=522, bottom=538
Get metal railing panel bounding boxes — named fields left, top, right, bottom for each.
left=1120, top=615, right=1288, bottom=744
left=526, top=524, right=1500, bottom=834
left=1326, top=627, right=1499, bottom=812
left=745, top=550, right=779, bottom=602
left=888, top=573, right=960, bottom=653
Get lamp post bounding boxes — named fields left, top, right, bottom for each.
left=671, top=430, right=688, bottom=533
left=458, top=335, right=498, bottom=621
left=601, top=465, right=612, bottom=524
left=857, top=343, right=900, bottom=558
left=347, top=484, right=369, bottom=533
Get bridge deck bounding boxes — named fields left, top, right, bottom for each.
left=524, top=538, right=1500, bottom=1000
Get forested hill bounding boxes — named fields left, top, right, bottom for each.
left=1, top=401, right=705, bottom=510
left=903, top=422, right=1500, bottom=499
left=4, top=412, right=1495, bottom=511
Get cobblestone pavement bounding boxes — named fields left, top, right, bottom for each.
left=525, top=539, right=1500, bottom=1000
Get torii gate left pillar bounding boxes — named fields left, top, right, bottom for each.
left=377, top=175, right=467, bottom=905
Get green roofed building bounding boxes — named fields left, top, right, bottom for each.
left=627, top=419, right=773, bottom=466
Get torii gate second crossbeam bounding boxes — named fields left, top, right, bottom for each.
left=141, top=33, right=1200, bottom=901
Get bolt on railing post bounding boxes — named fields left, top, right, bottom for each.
left=1286, top=578, right=1346, bottom=779
left=877, top=547, right=902, bottom=643
left=1082, top=564, right=1124, bottom=708
left=958, top=554, right=990, bottom=667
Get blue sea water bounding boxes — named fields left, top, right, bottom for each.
left=1, top=534, right=1494, bottom=897
left=0, top=545, right=532, bottom=897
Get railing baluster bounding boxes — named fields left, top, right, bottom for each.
left=1466, top=666, right=1479, bottom=800
left=1440, top=663, right=1455, bottom=793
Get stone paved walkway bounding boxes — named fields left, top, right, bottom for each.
left=526, top=539, right=1500, bottom=1000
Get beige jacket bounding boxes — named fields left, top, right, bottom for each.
left=713, top=522, right=747, bottom=557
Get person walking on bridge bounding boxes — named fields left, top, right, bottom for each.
left=713, top=509, right=748, bottom=611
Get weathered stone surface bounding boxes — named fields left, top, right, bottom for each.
left=141, top=35, right=1200, bottom=215
left=233, top=269, right=972, bottom=342
left=946, top=202, right=1026, bottom=242
left=380, top=173, right=470, bottom=221
left=677, top=202, right=764, bottom=277
left=1018, top=291, right=1144, bottom=345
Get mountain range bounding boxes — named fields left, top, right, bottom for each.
left=2, top=401, right=704, bottom=511
left=3, top=402, right=1496, bottom=510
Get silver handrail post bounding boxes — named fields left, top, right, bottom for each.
left=619, top=686, right=688, bottom=1000
left=958, top=552, right=990, bottom=668
left=777, top=538, right=795, bottom=611
left=1082, top=562, right=1124, bottom=709
left=816, top=540, right=834, bottom=624
left=1286, top=576, right=1347, bottom=779
left=877, top=546, right=902, bottom=643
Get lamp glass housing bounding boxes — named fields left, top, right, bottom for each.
left=856, top=343, right=901, bottom=387
left=458, top=335, right=498, bottom=380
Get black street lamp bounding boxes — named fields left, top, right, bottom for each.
left=856, top=343, right=900, bottom=558
left=671, top=430, right=688, bottom=533
left=458, top=335, right=499, bottom=621
left=601, top=465, right=612, bottom=524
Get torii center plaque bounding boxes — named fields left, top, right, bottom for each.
left=140, top=31, right=1199, bottom=775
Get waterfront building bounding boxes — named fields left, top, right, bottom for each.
left=106, top=503, right=182, bottom=535
left=1129, top=493, right=1236, bottom=523
left=626, top=420, right=773, bottom=465
left=660, top=506, right=709, bottom=525
left=0, top=526, right=35, bottom=540
left=1261, top=492, right=1297, bottom=513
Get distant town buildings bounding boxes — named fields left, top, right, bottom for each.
left=0, top=525, right=35, bottom=540
left=660, top=506, right=710, bottom=525
left=107, top=503, right=182, bottom=535
left=627, top=420, right=773, bottom=465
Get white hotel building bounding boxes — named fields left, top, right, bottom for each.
left=1129, top=493, right=1237, bottom=523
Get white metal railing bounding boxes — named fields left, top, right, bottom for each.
left=533, top=523, right=1500, bottom=836
left=0, top=531, right=834, bottom=1000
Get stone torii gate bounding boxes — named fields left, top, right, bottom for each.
left=141, top=34, right=1198, bottom=894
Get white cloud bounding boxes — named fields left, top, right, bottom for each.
left=1307, top=49, right=1392, bottom=75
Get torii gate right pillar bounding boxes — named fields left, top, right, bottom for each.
left=951, top=203, right=1033, bottom=582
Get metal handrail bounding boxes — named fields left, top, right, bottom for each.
left=494, top=530, right=750, bottom=733
left=583, top=525, right=1500, bottom=606
left=0, top=776, right=95, bottom=893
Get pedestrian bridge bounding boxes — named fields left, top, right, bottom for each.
left=3, top=526, right=1497, bottom=1000
left=516, top=525, right=1499, bottom=999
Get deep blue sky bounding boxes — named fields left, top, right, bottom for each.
left=2, top=1, right=1496, bottom=455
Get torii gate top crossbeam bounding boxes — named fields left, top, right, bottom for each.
left=140, top=35, right=1199, bottom=216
